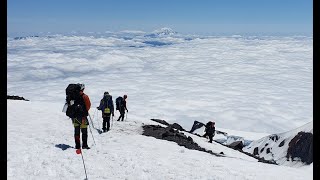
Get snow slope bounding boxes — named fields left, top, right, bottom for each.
left=243, top=121, right=313, bottom=167
left=7, top=100, right=313, bottom=180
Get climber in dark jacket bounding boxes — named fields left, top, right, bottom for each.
left=203, top=121, right=215, bottom=143
left=97, top=92, right=114, bottom=132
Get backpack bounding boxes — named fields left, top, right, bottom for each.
left=205, top=121, right=215, bottom=134
left=116, top=96, right=124, bottom=111
left=103, top=95, right=113, bottom=114
left=65, top=84, right=85, bottom=118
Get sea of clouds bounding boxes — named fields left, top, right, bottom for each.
left=7, top=32, right=313, bottom=133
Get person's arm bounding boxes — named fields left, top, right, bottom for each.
left=83, top=94, right=91, bottom=111
left=97, top=99, right=103, bottom=110
left=124, top=100, right=128, bottom=111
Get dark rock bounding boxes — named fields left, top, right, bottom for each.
left=258, top=157, right=277, bottom=164
left=286, top=132, right=313, bottom=164
left=142, top=125, right=223, bottom=157
left=253, top=147, right=259, bottom=156
left=7, top=95, right=29, bottom=101
left=214, top=140, right=277, bottom=165
left=266, top=148, right=271, bottom=154
left=171, top=123, right=186, bottom=131
left=150, top=119, right=170, bottom=126
left=216, top=130, right=228, bottom=136
left=269, top=134, right=279, bottom=142
left=279, top=140, right=285, bottom=147
left=265, top=143, right=269, bottom=147
left=220, top=152, right=224, bottom=155
left=189, top=121, right=205, bottom=133
left=260, top=147, right=265, bottom=153
left=228, top=141, right=244, bottom=151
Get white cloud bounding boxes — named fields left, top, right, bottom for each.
left=7, top=34, right=313, bottom=133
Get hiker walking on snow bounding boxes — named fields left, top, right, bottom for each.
left=73, top=84, right=91, bottom=149
left=97, top=92, right=114, bottom=132
left=116, top=95, right=128, bottom=121
left=203, top=121, right=215, bottom=143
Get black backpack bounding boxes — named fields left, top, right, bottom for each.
left=205, top=121, right=215, bottom=134
left=116, top=96, right=123, bottom=111
left=65, top=84, right=86, bottom=118
left=102, top=95, right=113, bottom=114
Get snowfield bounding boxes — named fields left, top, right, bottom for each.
left=8, top=100, right=312, bottom=180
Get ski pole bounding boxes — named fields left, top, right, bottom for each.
left=88, top=122, right=96, bottom=146
left=88, top=113, right=95, bottom=129
left=95, top=110, right=101, bottom=130
left=125, top=111, right=128, bottom=121
left=92, top=108, right=97, bottom=122
left=111, top=115, right=113, bottom=128
left=79, top=150, right=88, bottom=180
left=87, top=115, right=96, bottom=146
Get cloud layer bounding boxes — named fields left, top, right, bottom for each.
left=7, top=34, right=313, bottom=133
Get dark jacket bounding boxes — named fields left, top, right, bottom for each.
left=98, top=94, right=114, bottom=115
left=205, top=122, right=215, bottom=135
left=119, top=99, right=127, bottom=113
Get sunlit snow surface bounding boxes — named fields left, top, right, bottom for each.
left=7, top=33, right=312, bottom=134
left=7, top=100, right=313, bottom=180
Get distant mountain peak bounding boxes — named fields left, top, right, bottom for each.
left=145, top=27, right=177, bottom=38
left=152, top=27, right=177, bottom=35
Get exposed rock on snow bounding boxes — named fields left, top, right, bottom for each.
left=243, top=121, right=313, bottom=167
left=7, top=95, right=29, bottom=101
left=142, top=125, right=223, bottom=157
left=286, top=132, right=313, bottom=164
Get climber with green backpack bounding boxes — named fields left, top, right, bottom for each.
left=97, top=92, right=114, bottom=132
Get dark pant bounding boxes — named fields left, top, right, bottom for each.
left=74, top=126, right=88, bottom=149
left=102, top=115, right=111, bottom=131
left=203, top=133, right=214, bottom=143
left=117, top=111, right=125, bottom=121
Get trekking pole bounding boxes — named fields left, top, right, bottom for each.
left=125, top=111, right=128, bottom=121
left=92, top=108, right=97, bottom=123
left=95, top=110, right=101, bottom=130
left=88, top=122, right=96, bottom=146
left=111, top=115, right=114, bottom=128
left=88, top=113, right=95, bottom=129
left=87, top=115, right=96, bottom=146
left=79, top=150, right=88, bottom=180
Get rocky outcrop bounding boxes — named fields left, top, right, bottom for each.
left=7, top=95, right=29, bottom=101
left=286, top=132, right=313, bottom=164
left=150, top=119, right=170, bottom=126
left=242, top=122, right=313, bottom=166
left=228, top=141, right=244, bottom=151
left=142, top=125, right=223, bottom=157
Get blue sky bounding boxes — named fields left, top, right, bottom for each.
left=7, top=0, right=312, bottom=35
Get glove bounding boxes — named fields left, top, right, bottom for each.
left=127, top=109, right=128, bottom=112
left=112, top=113, right=114, bottom=116
left=96, top=107, right=99, bottom=110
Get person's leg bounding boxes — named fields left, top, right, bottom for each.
left=202, top=133, right=207, bottom=137
left=106, top=116, right=111, bottom=131
left=74, top=125, right=81, bottom=149
left=81, top=127, right=89, bottom=148
left=209, top=134, right=213, bottom=143
left=117, top=112, right=121, bottom=121
left=121, top=112, right=125, bottom=121
left=117, top=112, right=124, bottom=121
left=102, top=116, right=107, bottom=132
